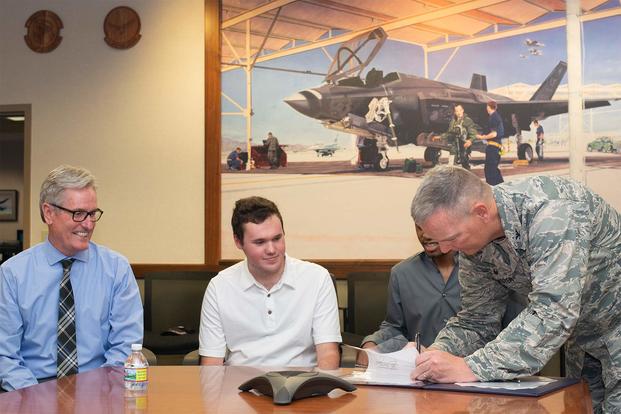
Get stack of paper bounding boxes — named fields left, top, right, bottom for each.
left=342, top=345, right=423, bottom=386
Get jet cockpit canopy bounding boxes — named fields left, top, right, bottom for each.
left=324, top=27, right=387, bottom=84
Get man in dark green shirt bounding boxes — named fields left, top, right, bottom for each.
left=265, top=132, right=280, bottom=169
left=358, top=225, right=460, bottom=364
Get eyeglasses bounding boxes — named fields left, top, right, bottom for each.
left=50, top=203, right=104, bottom=222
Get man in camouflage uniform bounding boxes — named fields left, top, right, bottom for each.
left=434, top=104, right=478, bottom=170
left=265, top=132, right=280, bottom=169
left=410, top=165, right=621, bottom=413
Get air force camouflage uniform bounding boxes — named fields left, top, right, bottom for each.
left=430, top=175, right=621, bottom=412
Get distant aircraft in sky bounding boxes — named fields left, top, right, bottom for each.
left=529, top=48, right=543, bottom=56
left=519, top=54, right=528, bottom=59
left=309, top=138, right=340, bottom=156
left=525, top=38, right=545, bottom=47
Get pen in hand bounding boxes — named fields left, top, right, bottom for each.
left=415, top=332, right=421, bottom=354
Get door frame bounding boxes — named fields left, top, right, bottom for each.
left=0, top=104, right=32, bottom=248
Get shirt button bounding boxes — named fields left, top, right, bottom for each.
left=268, top=310, right=272, bottom=315
left=442, top=293, right=446, bottom=297
left=267, top=293, right=271, bottom=298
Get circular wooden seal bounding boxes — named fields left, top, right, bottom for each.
left=104, top=6, right=141, bottom=49
left=24, top=10, right=63, bottom=53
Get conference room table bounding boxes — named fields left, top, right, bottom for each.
left=0, top=366, right=593, bottom=413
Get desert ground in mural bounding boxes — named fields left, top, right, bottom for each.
left=221, top=147, right=621, bottom=260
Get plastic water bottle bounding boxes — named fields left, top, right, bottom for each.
left=124, top=343, right=149, bottom=391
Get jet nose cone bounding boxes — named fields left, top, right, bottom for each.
left=284, top=90, right=321, bottom=118
left=284, top=92, right=310, bottom=115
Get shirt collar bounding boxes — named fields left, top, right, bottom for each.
left=239, top=254, right=295, bottom=291
left=421, top=251, right=458, bottom=267
left=44, top=238, right=90, bottom=266
left=492, top=185, right=526, bottom=252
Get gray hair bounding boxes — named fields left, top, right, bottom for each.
left=39, top=165, right=97, bottom=221
left=411, top=165, right=490, bottom=224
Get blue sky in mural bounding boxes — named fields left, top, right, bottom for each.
left=222, top=16, right=621, bottom=146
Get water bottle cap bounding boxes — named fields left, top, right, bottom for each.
left=131, top=343, right=143, bottom=351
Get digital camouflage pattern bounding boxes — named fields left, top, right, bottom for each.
left=430, top=175, right=621, bottom=412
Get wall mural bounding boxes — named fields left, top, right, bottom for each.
left=220, top=12, right=621, bottom=260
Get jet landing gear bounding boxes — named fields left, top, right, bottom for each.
left=357, top=136, right=390, bottom=171
left=517, top=143, right=534, bottom=163
left=424, top=147, right=441, bottom=166
left=374, top=152, right=389, bottom=171
left=424, top=146, right=471, bottom=169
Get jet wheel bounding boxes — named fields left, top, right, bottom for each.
left=517, top=143, right=533, bottom=163
left=374, top=154, right=389, bottom=171
left=424, top=147, right=441, bottom=166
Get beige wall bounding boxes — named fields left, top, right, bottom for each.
left=0, top=0, right=205, bottom=263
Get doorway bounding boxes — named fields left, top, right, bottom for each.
left=0, top=104, right=31, bottom=259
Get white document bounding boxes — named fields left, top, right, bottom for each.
left=341, top=345, right=423, bottom=387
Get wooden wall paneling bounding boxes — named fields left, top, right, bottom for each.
left=205, top=0, right=222, bottom=266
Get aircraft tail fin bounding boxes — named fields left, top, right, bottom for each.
left=470, top=74, right=487, bottom=91
left=529, top=61, right=567, bottom=101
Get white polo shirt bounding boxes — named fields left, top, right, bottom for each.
left=198, top=255, right=342, bottom=367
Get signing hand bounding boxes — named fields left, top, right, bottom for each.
left=411, top=350, right=478, bottom=383
left=464, top=140, right=472, bottom=149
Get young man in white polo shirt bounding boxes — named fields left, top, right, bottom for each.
left=199, top=196, right=342, bottom=368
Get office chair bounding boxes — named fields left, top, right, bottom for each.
left=182, top=350, right=200, bottom=366
left=141, top=346, right=158, bottom=366
left=344, top=271, right=391, bottom=337
left=340, top=271, right=391, bottom=367
left=143, top=271, right=217, bottom=356
left=0, top=240, right=22, bottom=264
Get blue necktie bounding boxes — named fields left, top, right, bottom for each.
left=57, top=259, right=78, bottom=378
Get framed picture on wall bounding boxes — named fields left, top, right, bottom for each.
left=0, top=190, right=18, bottom=222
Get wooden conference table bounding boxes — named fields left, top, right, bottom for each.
left=0, top=366, right=593, bottom=413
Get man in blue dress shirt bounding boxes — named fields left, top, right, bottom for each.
left=0, top=165, right=142, bottom=391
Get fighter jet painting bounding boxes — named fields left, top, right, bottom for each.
left=285, top=28, right=611, bottom=170
left=309, top=138, right=340, bottom=157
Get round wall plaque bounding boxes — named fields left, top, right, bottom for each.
left=24, top=10, right=63, bottom=53
left=104, top=6, right=141, bottom=49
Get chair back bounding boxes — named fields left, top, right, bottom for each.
left=345, top=272, right=391, bottom=337
left=182, top=350, right=200, bottom=366
left=141, top=347, right=158, bottom=366
left=143, top=271, right=217, bottom=334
